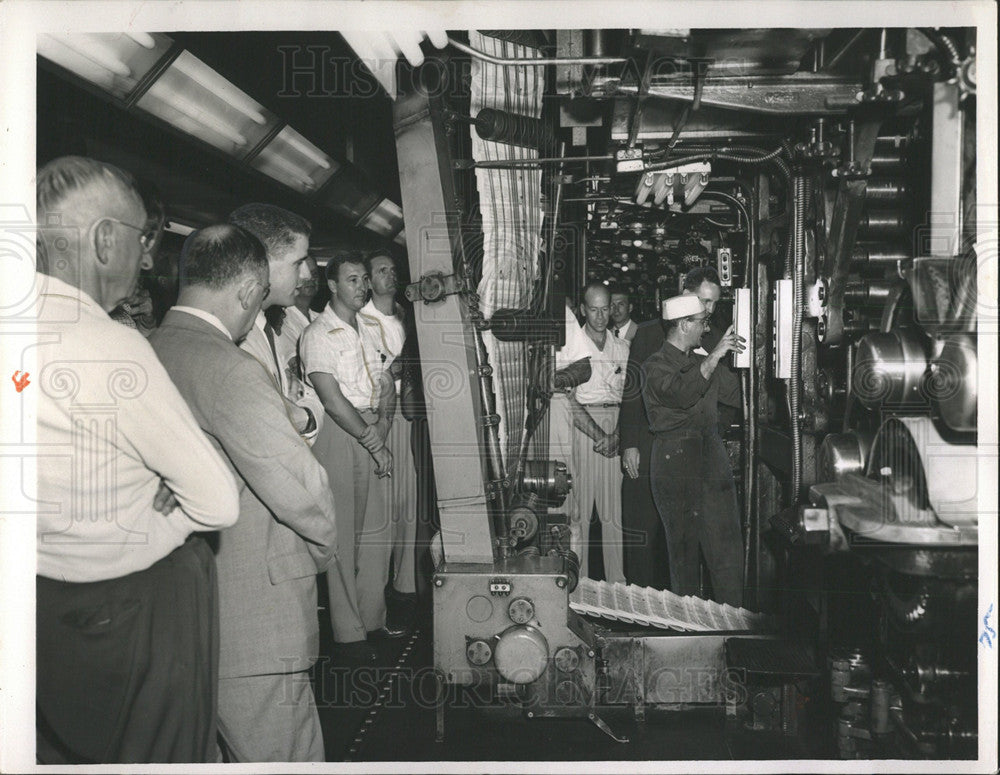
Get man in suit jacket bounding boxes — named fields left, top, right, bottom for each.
left=150, top=224, right=338, bottom=762
left=228, top=203, right=324, bottom=443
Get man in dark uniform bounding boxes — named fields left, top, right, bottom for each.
left=620, top=266, right=738, bottom=588
left=642, top=293, right=746, bottom=606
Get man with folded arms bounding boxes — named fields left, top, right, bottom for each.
left=570, top=282, right=630, bottom=583
left=301, top=251, right=396, bottom=660
left=34, top=156, right=240, bottom=763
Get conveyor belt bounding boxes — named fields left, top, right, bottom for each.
left=570, top=578, right=775, bottom=632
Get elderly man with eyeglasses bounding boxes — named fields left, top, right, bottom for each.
left=641, top=293, right=747, bottom=607
left=32, top=156, right=240, bottom=763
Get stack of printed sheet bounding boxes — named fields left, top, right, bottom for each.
left=570, top=578, right=774, bottom=633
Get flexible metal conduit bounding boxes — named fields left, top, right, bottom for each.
left=790, top=174, right=807, bottom=503
left=701, top=189, right=758, bottom=591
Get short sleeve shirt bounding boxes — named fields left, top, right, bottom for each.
left=574, top=329, right=630, bottom=404
left=300, top=304, right=389, bottom=410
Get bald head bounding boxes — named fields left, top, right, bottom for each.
left=176, top=224, right=270, bottom=343
left=180, top=224, right=268, bottom=291
left=581, top=282, right=611, bottom=334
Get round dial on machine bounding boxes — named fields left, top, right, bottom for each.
left=493, top=625, right=549, bottom=684
left=553, top=646, right=580, bottom=673
left=507, top=597, right=535, bottom=624
left=466, top=639, right=493, bottom=666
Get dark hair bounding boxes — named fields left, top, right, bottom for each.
left=325, top=249, right=369, bottom=283
left=179, top=224, right=268, bottom=290
left=608, top=284, right=630, bottom=300
left=682, top=265, right=720, bottom=292
left=228, top=203, right=311, bottom=258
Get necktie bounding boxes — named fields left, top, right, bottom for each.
left=613, top=327, right=620, bottom=337
left=263, top=322, right=282, bottom=386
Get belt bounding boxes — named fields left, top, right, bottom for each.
left=581, top=402, right=621, bottom=408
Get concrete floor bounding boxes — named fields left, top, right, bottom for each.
left=312, top=604, right=835, bottom=763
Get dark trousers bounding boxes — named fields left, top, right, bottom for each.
left=650, top=429, right=744, bottom=607
left=36, top=537, right=219, bottom=763
left=411, top=416, right=439, bottom=600
left=621, top=467, right=670, bottom=589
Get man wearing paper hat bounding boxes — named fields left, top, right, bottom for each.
left=640, top=290, right=747, bottom=606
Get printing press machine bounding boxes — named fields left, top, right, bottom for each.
left=383, top=27, right=983, bottom=757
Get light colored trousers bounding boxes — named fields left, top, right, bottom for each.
left=217, top=672, right=324, bottom=762
left=313, top=409, right=391, bottom=639
left=570, top=404, right=625, bottom=583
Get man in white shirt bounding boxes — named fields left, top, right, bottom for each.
left=570, top=282, right=630, bottom=583
left=609, top=285, right=638, bottom=343
left=301, top=251, right=396, bottom=653
left=33, top=156, right=240, bottom=763
left=228, top=204, right=323, bottom=442
left=361, top=251, right=417, bottom=636
left=280, top=254, right=320, bottom=344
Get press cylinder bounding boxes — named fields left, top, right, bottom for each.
left=869, top=150, right=903, bottom=169
left=864, top=179, right=909, bottom=205
left=852, top=244, right=910, bottom=266
left=857, top=212, right=907, bottom=238
left=844, top=280, right=894, bottom=306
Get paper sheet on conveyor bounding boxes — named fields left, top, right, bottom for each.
left=570, top=578, right=774, bottom=632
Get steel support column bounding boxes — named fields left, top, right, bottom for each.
left=393, top=79, right=496, bottom=564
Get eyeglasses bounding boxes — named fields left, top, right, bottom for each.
left=96, top=217, right=159, bottom=253
left=688, top=314, right=711, bottom=325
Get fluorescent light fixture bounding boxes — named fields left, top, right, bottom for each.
left=38, top=32, right=174, bottom=100
left=358, top=198, right=404, bottom=238
left=137, top=51, right=280, bottom=158
left=250, top=126, right=340, bottom=194
left=394, top=229, right=407, bottom=247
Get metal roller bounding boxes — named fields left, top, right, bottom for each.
left=852, top=244, right=911, bottom=266
left=852, top=329, right=929, bottom=408
left=928, top=334, right=977, bottom=432
left=844, top=279, right=895, bottom=306
left=857, top=212, right=907, bottom=238
left=864, top=179, right=910, bottom=205
left=818, top=431, right=872, bottom=482
left=870, top=150, right=904, bottom=169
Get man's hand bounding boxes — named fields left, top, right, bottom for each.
left=153, top=479, right=178, bottom=516
left=594, top=431, right=618, bottom=458
left=622, top=447, right=640, bottom=479
left=373, top=414, right=392, bottom=446
left=358, top=424, right=385, bottom=454
left=372, top=446, right=393, bottom=478
left=711, top=325, right=746, bottom=360
left=285, top=399, right=312, bottom=435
